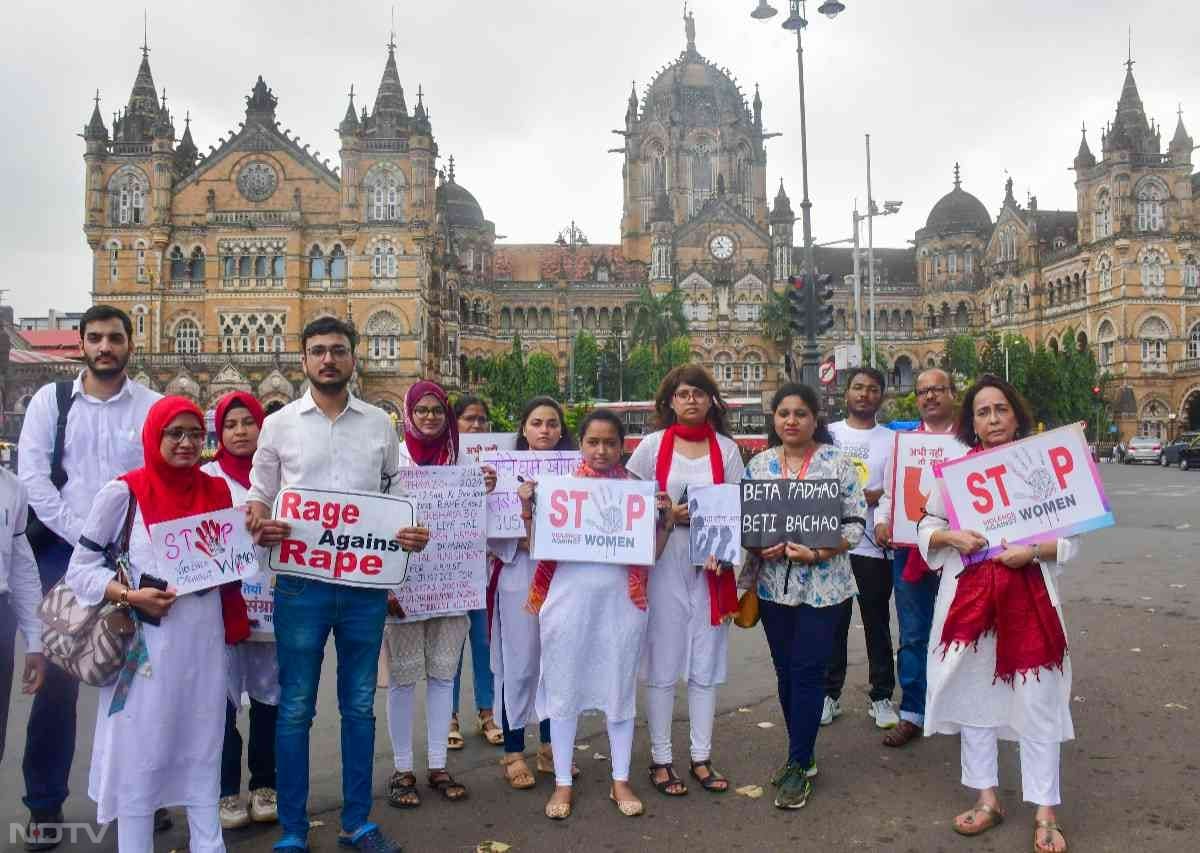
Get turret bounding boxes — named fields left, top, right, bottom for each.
left=339, top=85, right=361, bottom=137
left=174, top=112, right=198, bottom=174
left=83, top=90, right=109, bottom=152
left=770, top=180, right=794, bottom=282
left=244, top=75, right=278, bottom=126
left=1169, top=106, right=1193, bottom=165
left=1073, top=123, right=1096, bottom=170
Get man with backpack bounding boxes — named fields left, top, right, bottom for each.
left=16, top=305, right=159, bottom=850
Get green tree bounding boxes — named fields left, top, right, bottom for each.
left=760, top=287, right=795, bottom=372
left=658, top=336, right=691, bottom=375
left=570, top=331, right=600, bottom=400
left=883, top=391, right=920, bottom=424
left=942, top=334, right=979, bottom=383
left=625, top=344, right=659, bottom=400
left=524, top=352, right=561, bottom=400
left=629, top=287, right=688, bottom=359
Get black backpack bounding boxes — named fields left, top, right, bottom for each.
left=23, top=380, right=76, bottom=555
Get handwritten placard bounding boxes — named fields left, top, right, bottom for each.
left=241, top=574, right=275, bottom=640
left=740, top=479, right=843, bottom=550
left=149, top=507, right=259, bottom=595
left=479, top=450, right=582, bottom=538
left=689, top=484, right=742, bottom=566
left=935, top=423, right=1114, bottom=558
left=390, top=465, right=487, bottom=617
left=268, top=487, right=413, bottom=589
left=888, top=432, right=969, bottom=547
left=459, top=432, right=517, bottom=462
left=530, top=475, right=656, bottom=565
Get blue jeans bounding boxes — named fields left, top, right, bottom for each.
left=892, top=549, right=939, bottom=727
left=273, top=576, right=387, bottom=844
left=452, top=608, right=494, bottom=715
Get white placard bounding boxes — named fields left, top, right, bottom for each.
left=887, top=432, right=969, bottom=547
left=530, top=475, right=656, bottom=566
left=688, top=484, right=742, bottom=566
left=241, top=574, right=275, bottom=640
left=268, top=487, right=414, bottom=588
left=458, top=432, right=517, bottom=463
left=479, top=450, right=582, bottom=538
left=390, top=466, right=487, bottom=617
left=149, top=507, right=259, bottom=595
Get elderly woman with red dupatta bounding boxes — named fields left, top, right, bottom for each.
left=65, top=396, right=238, bottom=853
left=918, top=375, right=1075, bottom=853
left=626, top=365, right=745, bottom=798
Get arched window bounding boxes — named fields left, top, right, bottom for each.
left=1188, top=322, right=1200, bottom=360
left=903, top=310, right=914, bottom=333
left=366, top=311, right=403, bottom=360
left=1098, top=319, right=1116, bottom=366
left=372, top=241, right=398, bottom=280
left=1141, top=249, right=1166, bottom=294
left=1139, top=316, right=1169, bottom=368
left=170, top=247, right=188, bottom=281
left=473, top=299, right=484, bottom=326
left=542, top=307, right=553, bottom=330
left=111, top=170, right=146, bottom=226
left=309, top=246, right=326, bottom=282
left=1004, top=289, right=1014, bottom=316
left=254, top=255, right=268, bottom=280
left=329, top=245, right=347, bottom=283
left=368, top=170, right=406, bottom=222
left=500, top=308, right=511, bottom=332
left=1021, top=283, right=1030, bottom=311
left=877, top=310, right=889, bottom=332
left=108, top=243, right=120, bottom=281
left=272, top=253, right=285, bottom=280
left=135, top=241, right=147, bottom=281
left=742, top=351, right=764, bottom=386
left=1184, top=256, right=1199, bottom=292
left=1098, top=255, right=1113, bottom=291
left=713, top=352, right=734, bottom=384
left=1135, top=179, right=1166, bottom=233
left=190, top=248, right=205, bottom=282
left=1140, top=400, right=1168, bottom=439
left=690, top=138, right=715, bottom=213
left=174, top=319, right=200, bottom=354
left=1094, top=189, right=1111, bottom=240
left=927, top=305, right=937, bottom=330
left=948, top=252, right=958, bottom=274
left=1048, top=336, right=1059, bottom=354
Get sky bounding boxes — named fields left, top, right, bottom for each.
left=2, top=0, right=1198, bottom=320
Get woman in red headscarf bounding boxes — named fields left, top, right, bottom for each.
left=65, top=396, right=234, bottom=853
left=200, top=392, right=280, bottom=830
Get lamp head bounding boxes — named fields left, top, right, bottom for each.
left=782, top=0, right=808, bottom=30
left=817, top=0, right=846, bottom=19
left=751, top=1, right=778, bottom=19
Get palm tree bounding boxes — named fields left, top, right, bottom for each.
left=628, top=287, right=688, bottom=360
left=761, top=286, right=794, bottom=368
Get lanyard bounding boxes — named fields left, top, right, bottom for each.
left=778, top=446, right=816, bottom=481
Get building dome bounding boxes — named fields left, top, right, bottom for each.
left=437, top=178, right=485, bottom=229
left=921, top=165, right=992, bottom=236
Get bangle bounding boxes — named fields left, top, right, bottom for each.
left=119, top=587, right=130, bottom=606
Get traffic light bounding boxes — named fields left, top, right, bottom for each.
left=787, top=274, right=808, bottom=337
left=1091, top=385, right=1102, bottom=399
left=816, top=273, right=835, bottom=334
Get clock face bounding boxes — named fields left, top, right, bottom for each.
left=709, top=234, right=735, bottom=260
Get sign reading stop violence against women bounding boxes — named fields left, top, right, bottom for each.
left=740, top=479, right=843, bottom=550
left=530, top=475, right=657, bottom=566
left=888, top=432, right=970, bottom=547
left=389, top=465, right=487, bottom=617
left=458, top=432, right=517, bottom=463
left=934, top=422, right=1114, bottom=559
left=149, top=507, right=259, bottom=595
left=479, top=450, right=582, bottom=538
left=268, top=487, right=414, bottom=589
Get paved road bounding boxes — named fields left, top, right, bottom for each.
left=3, top=462, right=1198, bottom=852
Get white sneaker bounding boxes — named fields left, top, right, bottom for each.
left=248, top=787, right=278, bottom=823
left=219, top=795, right=250, bottom=829
left=868, top=699, right=900, bottom=729
left=819, top=696, right=841, bottom=726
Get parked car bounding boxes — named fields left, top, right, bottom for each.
left=1161, top=432, right=1200, bottom=467
left=1124, top=436, right=1164, bottom=464
left=1177, top=436, right=1200, bottom=471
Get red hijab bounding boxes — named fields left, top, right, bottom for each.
left=403, top=380, right=458, bottom=466
left=213, top=392, right=265, bottom=489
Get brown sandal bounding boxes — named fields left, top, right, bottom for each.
left=689, top=760, right=729, bottom=793
left=1033, top=818, right=1067, bottom=853
left=387, top=771, right=420, bottom=809
left=536, top=744, right=578, bottom=778
left=953, top=802, right=1005, bottom=836
left=478, top=711, right=504, bottom=746
left=427, top=768, right=468, bottom=801
left=882, top=719, right=922, bottom=748
left=500, top=753, right=536, bottom=790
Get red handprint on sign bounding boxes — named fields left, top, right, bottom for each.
left=902, top=466, right=929, bottom=524
left=193, top=518, right=228, bottom=562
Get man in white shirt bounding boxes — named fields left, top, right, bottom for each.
left=875, top=368, right=961, bottom=748
left=246, top=316, right=428, bottom=853
left=826, top=366, right=900, bottom=730
left=16, top=305, right=160, bottom=848
left=1, top=469, right=45, bottom=762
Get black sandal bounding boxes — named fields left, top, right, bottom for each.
left=647, top=763, right=689, bottom=796
left=689, top=759, right=729, bottom=793
left=387, top=771, right=420, bottom=808
left=427, top=768, right=469, bottom=801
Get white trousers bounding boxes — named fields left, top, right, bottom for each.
left=645, top=681, right=715, bottom=765
left=116, top=806, right=223, bottom=853
left=387, top=678, right=455, bottom=772
left=960, top=725, right=1062, bottom=806
left=549, top=716, right=634, bottom=787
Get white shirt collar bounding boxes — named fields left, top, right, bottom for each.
left=71, top=370, right=134, bottom=403
left=297, top=387, right=364, bottom=417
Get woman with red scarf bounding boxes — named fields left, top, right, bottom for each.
left=626, top=365, right=745, bottom=797
left=918, top=375, right=1074, bottom=853
left=65, top=396, right=235, bottom=853
left=200, top=392, right=279, bottom=830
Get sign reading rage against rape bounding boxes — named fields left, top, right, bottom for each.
left=149, top=506, right=260, bottom=595
left=530, top=475, right=657, bottom=565
left=688, top=484, right=743, bottom=566
left=268, top=486, right=414, bottom=588
left=479, top=450, right=581, bottom=538
left=934, top=422, right=1114, bottom=558
left=888, top=432, right=970, bottom=547
left=740, top=479, right=844, bottom=550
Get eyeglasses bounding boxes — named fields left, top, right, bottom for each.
left=306, top=345, right=351, bottom=360
left=674, top=389, right=709, bottom=402
left=459, top=415, right=490, bottom=426
left=162, top=428, right=206, bottom=444
left=413, top=406, right=445, bottom=418
left=916, top=385, right=951, bottom=398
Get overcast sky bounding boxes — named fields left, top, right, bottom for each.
left=3, top=0, right=1198, bottom=319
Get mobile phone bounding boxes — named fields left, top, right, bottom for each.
left=136, top=574, right=168, bottom=626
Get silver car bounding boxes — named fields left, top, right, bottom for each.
left=1125, top=436, right=1163, bottom=464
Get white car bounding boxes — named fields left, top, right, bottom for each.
left=1124, top=436, right=1163, bottom=464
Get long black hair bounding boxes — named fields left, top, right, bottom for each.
left=956, top=373, right=1033, bottom=447
left=514, top=396, right=577, bottom=450
left=766, top=382, right=835, bottom=448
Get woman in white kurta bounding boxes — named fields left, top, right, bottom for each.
left=492, top=396, right=577, bottom=789
left=66, top=396, right=231, bottom=853
left=916, top=376, right=1073, bottom=853
left=626, top=365, right=745, bottom=797
left=527, top=410, right=674, bottom=820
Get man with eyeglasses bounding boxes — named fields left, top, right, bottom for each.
left=246, top=316, right=428, bottom=853
left=16, top=305, right=160, bottom=849
left=875, top=367, right=963, bottom=748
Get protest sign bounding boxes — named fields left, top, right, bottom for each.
left=479, top=450, right=581, bottom=538
left=689, top=484, right=742, bottom=566
left=934, top=422, right=1114, bottom=558
left=268, top=487, right=413, bottom=589
left=459, top=432, right=517, bottom=462
left=530, top=475, right=657, bottom=565
left=888, top=432, right=969, bottom=547
left=390, top=465, right=487, bottom=617
left=241, top=575, right=274, bottom=640
left=149, top=506, right=259, bottom=595
left=740, top=479, right=843, bottom=550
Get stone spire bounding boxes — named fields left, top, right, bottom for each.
left=1106, top=55, right=1158, bottom=154
left=339, top=85, right=361, bottom=135
left=84, top=89, right=108, bottom=142
left=753, top=83, right=762, bottom=129
left=174, top=112, right=197, bottom=172
left=371, top=37, right=409, bottom=129
left=626, top=81, right=638, bottom=125
left=1003, top=175, right=1016, bottom=207
left=114, top=45, right=160, bottom=143
left=953, top=161, right=962, bottom=189
left=1169, top=105, right=1193, bottom=159
left=770, top=179, right=794, bottom=222
left=1074, top=123, right=1096, bottom=170
left=684, top=3, right=697, bottom=56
